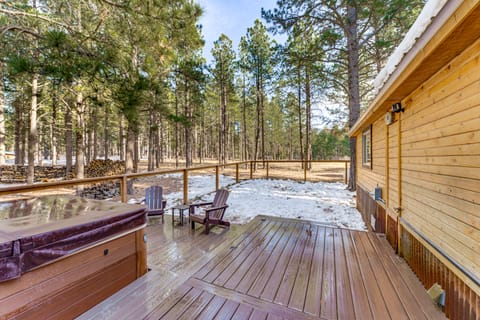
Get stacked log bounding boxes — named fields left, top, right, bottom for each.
left=0, top=166, right=66, bottom=183
left=85, top=159, right=125, bottom=178
left=79, top=160, right=126, bottom=200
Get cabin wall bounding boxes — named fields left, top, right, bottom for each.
left=356, top=117, right=387, bottom=194
left=400, top=35, right=480, bottom=283
left=356, top=117, right=387, bottom=233
left=355, top=34, right=480, bottom=319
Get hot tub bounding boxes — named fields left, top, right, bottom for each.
left=0, top=195, right=147, bottom=319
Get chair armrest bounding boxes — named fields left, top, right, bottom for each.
left=189, top=201, right=213, bottom=208
left=189, top=201, right=213, bottom=214
left=162, top=199, right=167, bottom=209
left=205, top=205, right=229, bottom=219
left=205, top=204, right=229, bottom=212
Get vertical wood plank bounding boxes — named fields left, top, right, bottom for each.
left=320, top=228, right=336, bottom=319
left=135, top=229, right=147, bottom=278
left=303, top=226, right=326, bottom=317
left=333, top=229, right=355, bottom=319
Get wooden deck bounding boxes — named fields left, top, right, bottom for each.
left=79, top=215, right=445, bottom=320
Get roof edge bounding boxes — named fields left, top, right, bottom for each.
left=349, top=0, right=467, bottom=136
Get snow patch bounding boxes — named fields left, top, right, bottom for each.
left=166, top=175, right=366, bottom=231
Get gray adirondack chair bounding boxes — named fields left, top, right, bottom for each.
left=145, top=186, right=167, bottom=223
left=189, top=189, right=230, bottom=234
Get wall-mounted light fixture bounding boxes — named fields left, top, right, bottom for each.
left=392, top=102, right=404, bottom=113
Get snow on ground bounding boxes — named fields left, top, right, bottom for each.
left=160, top=174, right=366, bottom=231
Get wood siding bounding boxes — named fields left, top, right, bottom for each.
left=400, top=36, right=480, bottom=281
left=357, top=117, right=387, bottom=194
left=354, top=24, right=480, bottom=320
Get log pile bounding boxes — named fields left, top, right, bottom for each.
left=85, top=159, right=125, bottom=178
left=78, top=182, right=120, bottom=200
left=79, top=160, right=125, bottom=200
left=0, top=166, right=66, bottom=183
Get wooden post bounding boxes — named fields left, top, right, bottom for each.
left=304, top=160, right=307, bottom=182
left=215, top=165, right=219, bottom=191
left=235, top=163, right=239, bottom=183
left=135, top=229, right=147, bottom=278
left=250, top=161, right=253, bottom=179
left=266, top=161, right=269, bottom=179
left=344, top=161, right=348, bottom=184
left=121, top=176, right=128, bottom=203
left=183, top=169, right=188, bottom=204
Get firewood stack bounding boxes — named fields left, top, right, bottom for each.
left=79, top=160, right=126, bottom=200
left=85, top=159, right=125, bottom=178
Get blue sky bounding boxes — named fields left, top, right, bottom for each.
left=197, top=0, right=282, bottom=63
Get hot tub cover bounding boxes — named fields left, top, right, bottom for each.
left=0, top=195, right=146, bottom=283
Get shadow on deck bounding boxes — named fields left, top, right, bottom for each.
left=79, top=215, right=445, bottom=319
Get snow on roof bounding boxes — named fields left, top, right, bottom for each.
left=373, top=0, right=449, bottom=95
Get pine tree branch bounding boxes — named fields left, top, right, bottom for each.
left=0, top=8, right=71, bottom=30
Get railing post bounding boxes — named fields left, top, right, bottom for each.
left=183, top=169, right=188, bottom=204
left=215, top=165, right=220, bottom=191
left=250, top=161, right=253, bottom=179
left=345, top=161, right=348, bottom=184
left=266, top=161, right=269, bottom=179
left=304, top=160, right=307, bottom=182
left=235, top=163, right=239, bottom=183
left=121, top=176, right=128, bottom=203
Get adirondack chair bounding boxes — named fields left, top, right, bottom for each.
left=145, top=186, right=167, bottom=223
left=189, top=189, right=230, bottom=234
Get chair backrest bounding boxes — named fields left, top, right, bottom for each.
left=210, top=189, right=229, bottom=219
left=212, top=189, right=229, bottom=206
left=145, top=186, right=163, bottom=210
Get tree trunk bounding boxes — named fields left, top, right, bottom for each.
left=27, top=74, right=38, bottom=184
left=346, top=4, right=360, bottom=191
left=75, top=91, right=85, bottom=180
left=90, top=108, right=96, bottom=161
left=157, top=115, right=163, bottom=167
left=184, top=79, right=191, bottom=168
left=297, top=67, right=304, bottom=163
left=119, top=115, right=124, bottom=161
left=65, top=104, right=73, bottom=178
left=0, top=72, right=5, bottom=165
left=260, top=81, right=265, bottom=163
left=305, top=66, right=312, bottom=169
left=242, top=74, right=248, bottom=161
left=148, top=109, right=155, bottom=171
left=37, top=121, right=42, bottom=166
left=175, top=78, right=179, bottom=168
left=125, top=123, right=135, bottom=194
left=254, top=71, right=261, bottom=170
left=50, top=87, right=57, bottom=166
left=14, top=102, right=23, bottom=165
left=134, top=133, right=139, bottom=173
left=103, top=105, right=109, bottom=159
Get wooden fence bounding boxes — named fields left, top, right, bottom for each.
left=0, top=160, right=349, bottom=204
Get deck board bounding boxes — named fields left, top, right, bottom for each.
left=78, top=215, right=446, bottom=320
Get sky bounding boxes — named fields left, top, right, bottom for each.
left=197, top=0, right=282, bottom=64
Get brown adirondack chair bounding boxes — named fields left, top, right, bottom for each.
left=189, top=189, right=230, bottom=234
left=145, top=186, right=167, bottom=223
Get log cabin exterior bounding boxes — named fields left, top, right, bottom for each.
left=350, top=0, right=480, bottom=318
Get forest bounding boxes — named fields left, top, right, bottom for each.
left=0, top=0, right=423, bottom=187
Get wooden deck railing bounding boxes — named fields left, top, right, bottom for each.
left=0, top=160, right=349, bottom=204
